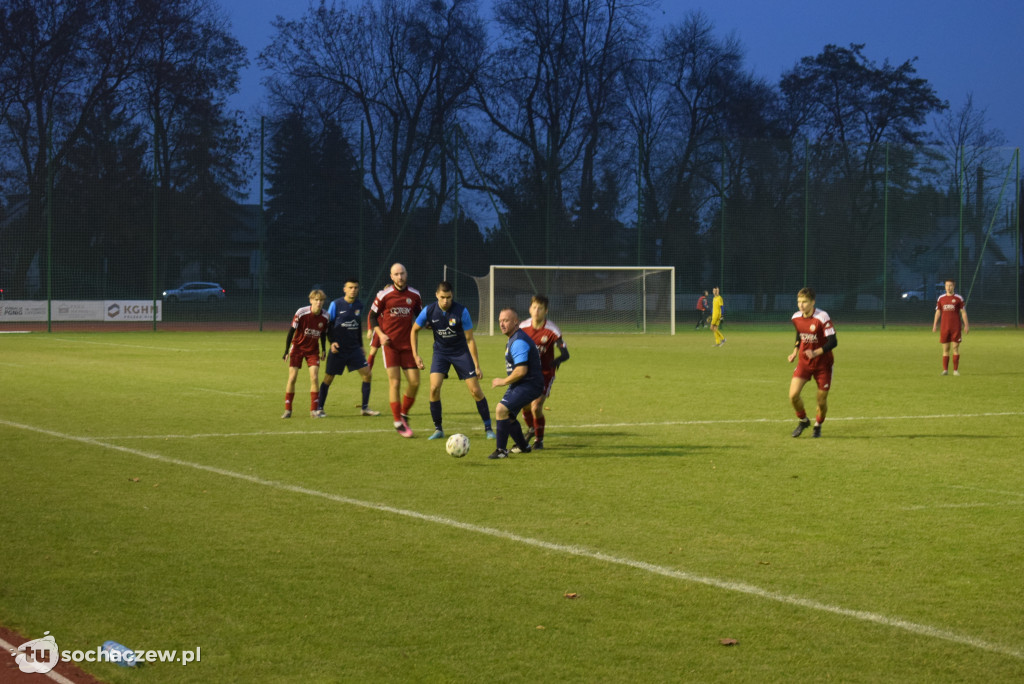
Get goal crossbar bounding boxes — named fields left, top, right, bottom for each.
left=476, top=265, right=675, bottom=335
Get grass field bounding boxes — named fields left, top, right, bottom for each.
left=2, top=326, right=1023, bottom=683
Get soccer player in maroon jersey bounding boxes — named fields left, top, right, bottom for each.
left=369, top=263, right=423, bottom=437
left=787, top=287, right=838, bottom=438
left=517, top=295, right=569, bottom=450
left=282, top=289, right=329, bottom=418
left=931, top=279, right=969, bottom=375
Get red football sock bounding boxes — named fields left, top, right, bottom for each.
left=401, top=394, right=415, bottom=415
left=942, top=355, right=949, bottom=370
left=953, top=355, right=959, bottom=371
left=535, top=413, right=546, bottom=440
left=390, top=401, right=402, bottom=422
left=285, top=392, right=294, bottom=411
left=815, top=413, right=824, bottom=426
left=522, top=407, right=535, bottom=428
left=796, top=410, right=807, bottom=420
left=310, top=392, right=319, bottom=411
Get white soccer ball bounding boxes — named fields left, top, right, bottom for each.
left=446, top=433, right=470, bottom=458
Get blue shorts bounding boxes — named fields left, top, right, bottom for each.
left=431, top=350, right=478, bottom=380
left=325, top=347, right=368, bottom=377
left=500, top=382, right=544, bottom=417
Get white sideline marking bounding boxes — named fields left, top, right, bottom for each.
left=0, top=635, right=75, bottom=684
left=100, top=410, right=1024, bottom=441
left=948, top=485, right=1024, bottom=499
left=900, top=501, right=1024, bottom=511
left=2, top=418, right=1022, bottom=661
left=190, top=387, right=261, bottom=398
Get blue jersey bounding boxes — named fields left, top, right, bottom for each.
left=504, top=329, right=544, bottom=391
left=326, top=297, right=365, bottom=354
left=415, top=301, right=473, bottom=356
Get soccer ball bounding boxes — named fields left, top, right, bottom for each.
left=446, top=433, right=470, bottom=458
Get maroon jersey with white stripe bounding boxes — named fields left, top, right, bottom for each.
left=291, top=306, right=328, bottom=355
left=369, top=285, right=422, bottom=351
left=935, top=293, right=965, bottom=335
left=792, top=308, right=835, bottom=369
left=519, top=319, right=566, bottom=373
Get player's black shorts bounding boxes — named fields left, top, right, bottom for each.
left=325, top=347, right=368, bottom=376
left=500, top=382, right=544, bottom=417
left=430, top=349, right=477, bottom=380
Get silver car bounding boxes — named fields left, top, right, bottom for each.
left=162, top=281, right=226, bottom=302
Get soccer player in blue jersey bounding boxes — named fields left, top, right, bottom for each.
left=410, top=281, right=494, bottom=441
left=488, top=308, right=544, bottom=459
left=315, top=279, right=380, bottom=418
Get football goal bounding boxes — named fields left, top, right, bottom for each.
left=473, top=266, right=675, bottom=335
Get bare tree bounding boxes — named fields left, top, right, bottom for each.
left=261, top=0, right=485, bottom=262
left=0, top=0, right=146, bottom=296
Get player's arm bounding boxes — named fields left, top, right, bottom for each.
left=788, top=330, right=800, bottom=363
left=552, top=339, right=569, bottom=369
left=283, top=327, right=296, bottom=359
left=465, top=329, right=483, bottom=379
left=961, top=307, right=969, bottom=334
left=932, top=307, right=941, bottom=332
left=368, top=309, right=390, bottom=346
left=804, top=331, right=837, bottom=361
left=410, top=320, right=425, bottom=369
left=493, top=363, right=528, bottom=388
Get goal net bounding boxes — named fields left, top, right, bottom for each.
left=473, top=266, right=675, bottom=335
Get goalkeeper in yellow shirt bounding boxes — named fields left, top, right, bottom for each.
left=710, top=286, right=726, bottom=347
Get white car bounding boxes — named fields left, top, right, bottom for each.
left=162, top=282, right=226, bottom=302
left=899, top=283, right=945, bottom=303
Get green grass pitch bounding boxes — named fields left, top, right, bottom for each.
left=1, top=326, right=1022, bottom=682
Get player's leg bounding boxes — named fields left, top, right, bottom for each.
left=812, top=388, right=829, bottom=438
left=428, top=372, right=446, bottom=439
left=789, top=374, right=812, bottom=436
left=530, top=395, right=547, bottom=448
left=401, top=364, right=420, bottom=426
left=490, top=401, right=512, bottom=457
left=464, top=377, right=493, bottom=437
left=940, top=340, right=951, bottom=374
left=283, top=364, right=300, bottom=417
left=356, top=364, right=378, bottom=415
left=950, top=339, right=961, bottom=374
left=307, top=360, right=322, bottom=416
left=382, top=349, right=410, bottom=435
left=318, top=373, right=335, bottom=412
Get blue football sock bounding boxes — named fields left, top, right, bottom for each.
left=318, top=382, right=329, bottom=410
left=476, top=398, right=491, bottom=429
left=361, top=381, right=371, bottom=409
left=430, top=400, right=443, bottom=430
left=495, top=418, right=510, bottom=450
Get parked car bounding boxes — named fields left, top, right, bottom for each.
left=899, top=283, right=945, bottom=303
left=162, top=281, right=226, bottom=302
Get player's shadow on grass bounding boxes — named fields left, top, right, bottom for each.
left=834, top=434, right=1001, bottom=440
left=550, top=436, right=732, bottom=458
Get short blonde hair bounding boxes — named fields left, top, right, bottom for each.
left=309, top=289, right=327, bottom=301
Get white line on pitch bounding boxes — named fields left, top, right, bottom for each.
left=2, top=417, right=1022, bottom=662
left=189, top=387, right=262, bottom=398
left=0, top=635, right=76, bottom=684
left=97, top=410, right=1024, bottom=441
left=947, top=485, right=1024, bottom=499
left=900, top=501, right=1024, bottom=511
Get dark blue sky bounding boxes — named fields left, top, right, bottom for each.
left=223, top=0, right=1023, bottom=148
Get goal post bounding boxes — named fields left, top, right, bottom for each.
left=473, top=266, right=675, bottom=335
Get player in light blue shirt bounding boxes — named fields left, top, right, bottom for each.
left=410, top=281, right=494, bottom=441
left=488, top=308, right=544, bottom=459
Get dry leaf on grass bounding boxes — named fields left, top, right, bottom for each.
left=719, top=638, right=739, bottom=646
